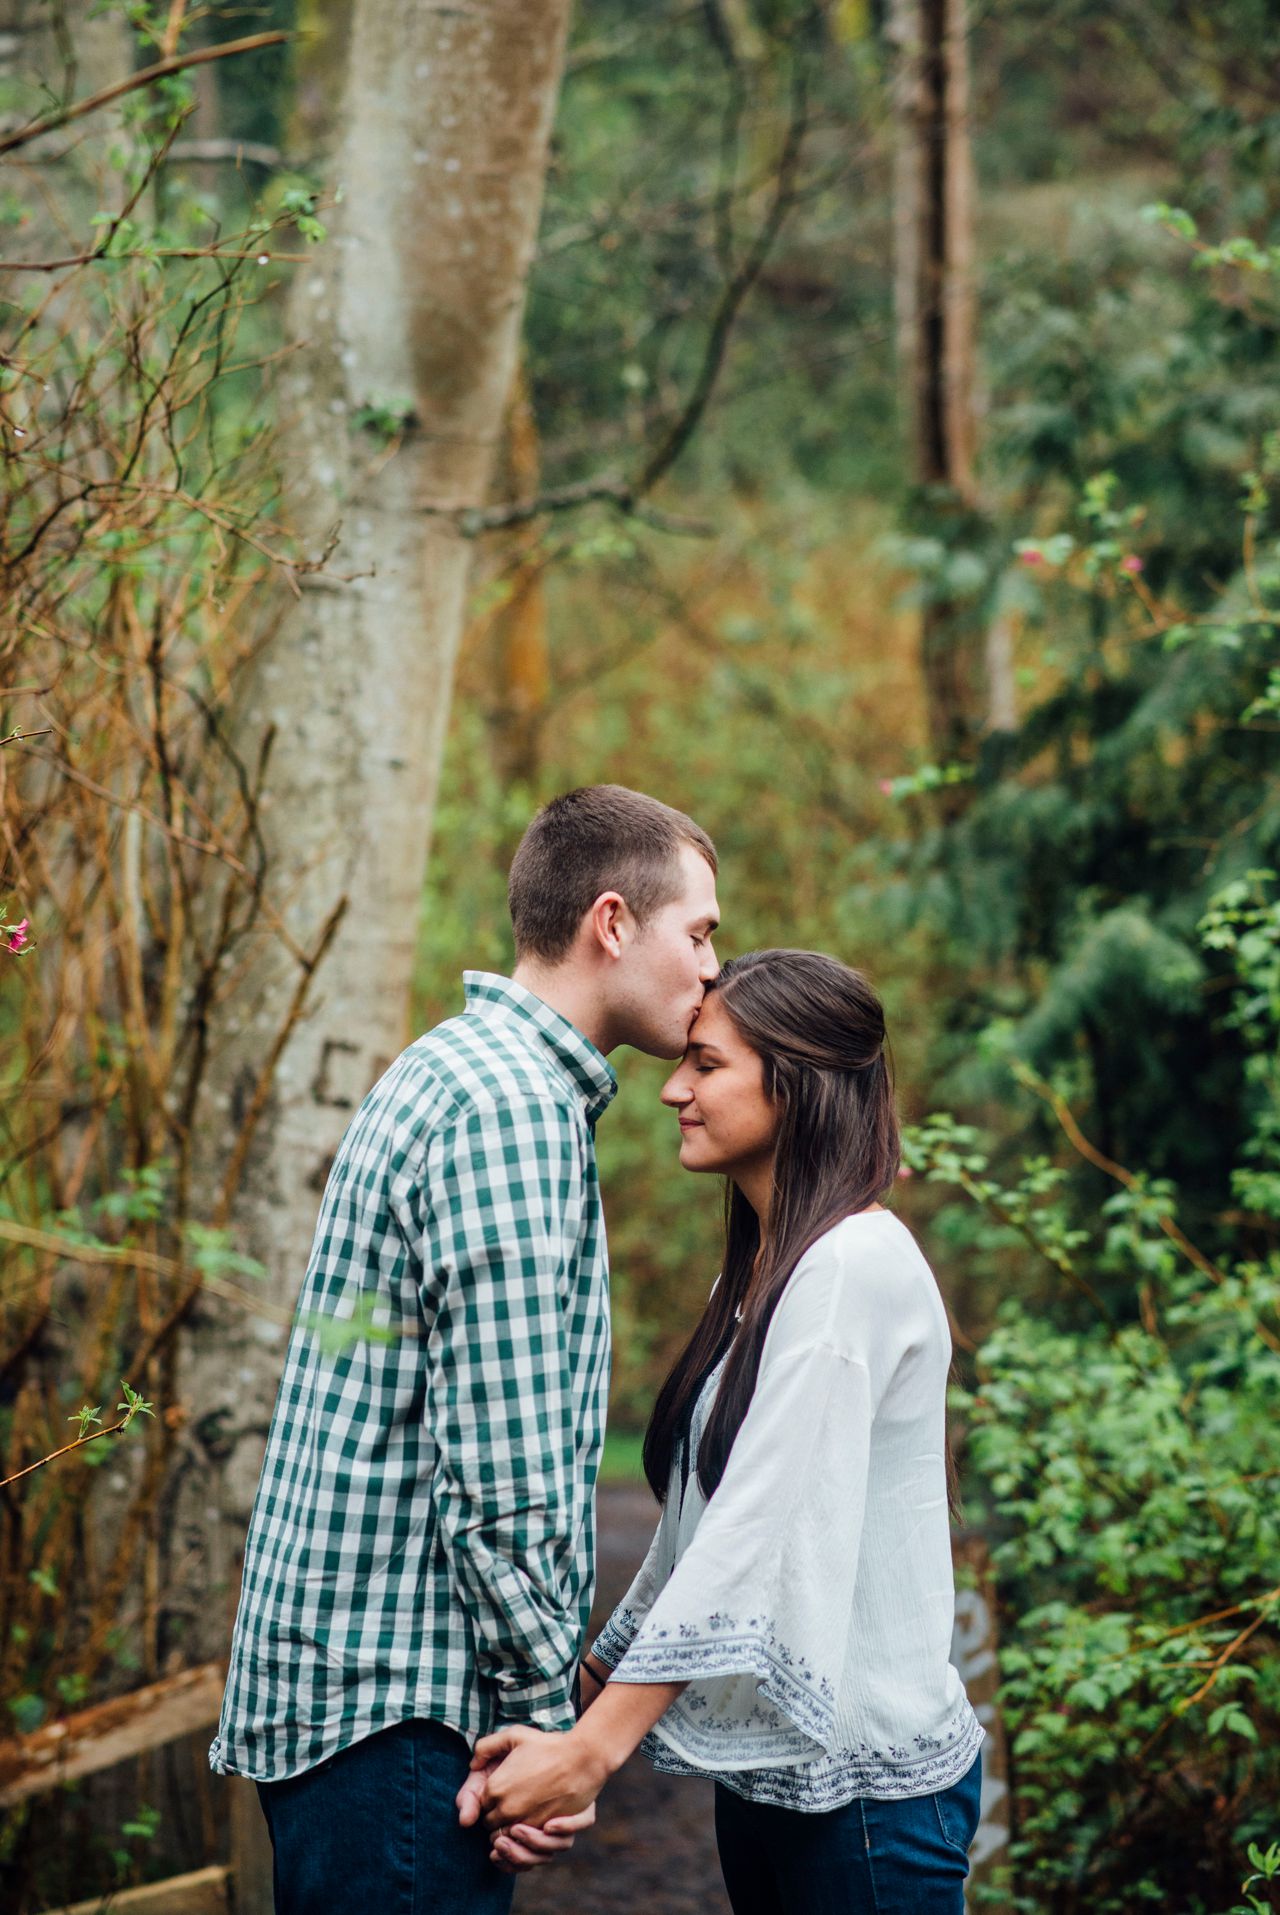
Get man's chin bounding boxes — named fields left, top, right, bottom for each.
left=625, top=1025, right=692, bottom=1063
left=640, top=1037, right=687, bottom=1063
left=623, top=1005, right=703, bottom=1062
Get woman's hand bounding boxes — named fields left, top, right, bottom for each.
left=472, top=1724, right=610, bottom=1833
left=457, top=1729, right=597, bottom=1874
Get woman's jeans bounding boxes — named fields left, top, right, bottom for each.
left=714, top=1754, right=982, bottom=1915
left=255, top=1717, right=513, bottom=1915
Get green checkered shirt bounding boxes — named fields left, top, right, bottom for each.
left=210, top=973, right=617, bottom=1781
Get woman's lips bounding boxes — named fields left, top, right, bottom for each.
left=678, top=1119, right=704, bottom=1131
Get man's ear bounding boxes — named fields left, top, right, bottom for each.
left=587, top=891, right=629, bottom=960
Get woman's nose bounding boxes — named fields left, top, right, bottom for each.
left=660, top=1067, right=693, bottom=1108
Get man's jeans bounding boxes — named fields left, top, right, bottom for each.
left=713, top=1753, right=983, bottom=1915
left=256, top=1718, right=514, bottom=1915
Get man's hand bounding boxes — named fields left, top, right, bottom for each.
left=488, top=1802, right=596, bottom=1874
left=457, top=1724, right=596, bottom=1874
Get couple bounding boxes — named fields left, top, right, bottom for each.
left=211, top=785, right=983, bottom=1913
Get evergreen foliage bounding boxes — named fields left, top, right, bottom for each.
left=910, top=875, right=1280, bottom=1909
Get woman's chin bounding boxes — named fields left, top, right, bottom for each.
left=678, top=1137, right=718, bottom=1174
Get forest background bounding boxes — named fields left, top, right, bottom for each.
left=2, top=1, right=1279, bottom=1911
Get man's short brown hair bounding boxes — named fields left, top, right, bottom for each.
left=508, top=785, right=717, bottom=963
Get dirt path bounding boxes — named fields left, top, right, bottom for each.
left=515, top=1486, right=730, bottom=1915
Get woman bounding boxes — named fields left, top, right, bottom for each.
left=464, top=950, right=984, bottom=1912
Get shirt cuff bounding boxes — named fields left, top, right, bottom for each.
left=488, top=1672, right=577, bottom=1734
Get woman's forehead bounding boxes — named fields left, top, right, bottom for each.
left=687, top=992, right=739, bottom=1050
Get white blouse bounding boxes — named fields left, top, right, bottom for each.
left=591, top=1210, right=984, bottom=1811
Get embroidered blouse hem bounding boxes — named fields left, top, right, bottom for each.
left=607, top=1621, right=837, bottom=1764
left=640, top=1706, right=984, bottom=1810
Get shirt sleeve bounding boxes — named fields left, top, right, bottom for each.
left=415, top=1095, right=592, bottom=1733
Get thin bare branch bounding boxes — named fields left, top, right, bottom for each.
left=168, top=137, right=283, bottom=168
left=15, top=745, right=255, bottom=878
left=0, top=245, right=311, bottom=275
left=0, top=1418, right=130, bottom=1491
left=0, top=32, right=291, bottom=157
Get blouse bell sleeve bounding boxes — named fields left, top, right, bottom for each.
left=606, top=1334, right=875, bottom=1771
left=588, top=1461, right=682, bottom=1672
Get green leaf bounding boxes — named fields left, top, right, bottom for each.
left=8, top=1694, right=46, bottom=1735
left=117, top=1379, right=156, bottom=1427
left=1141, top=202, right=1198, bottom=240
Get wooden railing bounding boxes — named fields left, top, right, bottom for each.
left=0, top=1664, right=272, bottom=1915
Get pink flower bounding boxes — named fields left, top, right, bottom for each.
left=1019, top=547, right=1044, bottom=567
left=878, top=778, right=894, bottom=796
left=6, top=918, right=29, bottom=953
left=896, top=1164, right=914, bottom=1180
left=1120, top=554, right=1144, bottom=575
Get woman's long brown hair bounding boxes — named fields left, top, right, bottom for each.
left=643, top=949, right=902, bottom=1504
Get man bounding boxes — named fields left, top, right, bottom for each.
left=211, top=785, right=720, bottom=1913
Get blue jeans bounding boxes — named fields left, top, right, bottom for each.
left=713, top=1755, right=982, bottom=1915
left=256, top=1718, right=514, bottom=1915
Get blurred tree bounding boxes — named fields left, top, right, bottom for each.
left=889, top=0, right=987, bottom=767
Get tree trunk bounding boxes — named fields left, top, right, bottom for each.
left=890, top=0, right=985, bottom=766
left=475, top=361, right=551, bottom=791
left=182, top=0, right=574, bottom=1630
left=892, top=0, right=975, bottom=500
left=984, top=600, right=1018, bottom=733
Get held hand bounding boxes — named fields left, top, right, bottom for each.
left=488, top=1802, right=597, bottom=1874
left=456, top=1724, right=542, bottom=1830
left=475, top=1725, right=609, bottom=1833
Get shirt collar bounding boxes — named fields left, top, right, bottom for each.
left=462, top=971, right=618, bottom=1124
